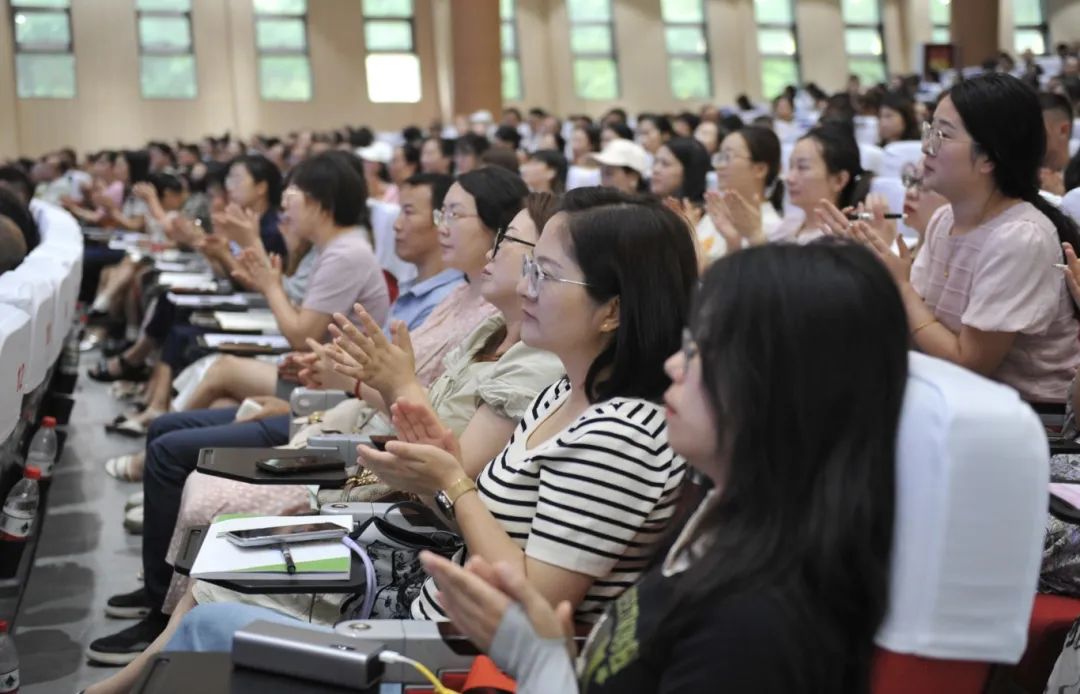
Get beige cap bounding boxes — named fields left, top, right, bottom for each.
left=589, top=139, right=649, bottom=177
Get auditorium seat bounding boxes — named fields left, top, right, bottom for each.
left=880, top=140, right=924, bottom=178
left=872, top=352, right=1048, bottom=693
left=0, top=269, right=58, bottom=392
left=0, top=306, right=31, bottom=443
left=20, top=247, right=80, bottom=354
left=1063, top=188, right=1080, bottom=225
left=566, top=165, right=601, bottom=191
left=854, top=115, right=880, bottom=146
left=869, top=176, right=917, bottom=244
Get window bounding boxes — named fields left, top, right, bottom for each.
left=841, top=0, right=886, bottom=86
left=253, top=0, right=311, bottom=101
left=566, top=0, right=619, bottom=100
left=929, top=0, right=950, bottom=44
left=136, top=0, right=196, bottom=99
left=362, top=0, right=421, bottom=103
left=753, top=0, right=799, bottom=100
left=11, top=0, right=75, bottom=98
left=500, top=0, right=522, bottom=101
left=1013, top=0, right=1048, bottom=55
left=660, top=0, right=710, bottom=100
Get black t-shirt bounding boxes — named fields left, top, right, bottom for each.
left=578, top=566, right=859, bottom=694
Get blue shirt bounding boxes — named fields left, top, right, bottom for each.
left=385, top=268, right=465, bottom=332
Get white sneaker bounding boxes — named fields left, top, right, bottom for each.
left=125, top=491, right=144, bottom=511
left=123, top=505, right=143, bottom=535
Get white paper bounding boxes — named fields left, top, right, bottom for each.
left=202, top=333, right=291, bottom=349
left=190, top=515, right=352, bottom=580
left=167, top=292, right=248, bottom=307
left=213, top=310, right=281, bottom=334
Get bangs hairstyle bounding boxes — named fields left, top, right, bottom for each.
left=455, top=166, right=529, bottom=235
left=735, top=126, right=784, bottom=213
left=801, top=124, right=873, bottom=209
left=663, top=137, right=711, bottom=203
left=558, top=187, right=698, bottom=403
left=662, top=240, right=907, bottom=689
left=287, top=151, right=370, bottom=228
left=404, top=172, right=453, bottom=211
left=231, top=154, right=283, bottom=208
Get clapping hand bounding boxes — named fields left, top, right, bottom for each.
left=233, top=247, right=282, bottom=294
left=327, top=306, right=416, bottom=397
left=212, top=203, right=261, bottom=248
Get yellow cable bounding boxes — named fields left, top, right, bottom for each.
left=379, top=650, right=461, bottom=694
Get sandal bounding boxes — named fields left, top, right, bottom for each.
left=105, top=454, right=143, bottom=482
left=104, top=410, right=160, bottom=438
left=89, top=355, right=149, bottom=383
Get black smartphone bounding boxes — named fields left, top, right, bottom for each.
left=224, top=521, right=348, bottom=547
left=255, top=455, right=345, bottom=475
left=369, top=435, right=398, bottom=452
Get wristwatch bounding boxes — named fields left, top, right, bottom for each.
left=434, top=478, right=477, bottom=520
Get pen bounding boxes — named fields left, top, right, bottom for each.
left=280, top=543, right=296, bottom=575
left=846, top=212, right=904, bottom=220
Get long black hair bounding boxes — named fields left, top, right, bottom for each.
left=662, top=137, right=711, bottom=204
left=879, top=91, right=920, bottom=143
left=559, top=187, right=698, bottom=403
left=734, top=125, right=784, bottom=213
left=455, top=166, right=528, bottom=236
left=652, top=240, right=908, bottom=692
left=948, top=73, right=1080, bottom=256
left=801, top=124, right=873, bottom=209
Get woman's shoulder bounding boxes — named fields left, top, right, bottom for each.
left=566, top=396, right=670, bottom=448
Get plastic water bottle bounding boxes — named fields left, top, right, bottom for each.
left=25, top=418, right=57, bottom=479
left=0, top=468, right=40, bottom=579
left=0, top=621, right=19, bottom=693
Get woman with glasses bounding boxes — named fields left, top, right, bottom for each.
left=421, top=241, right=908, bottom=694
left=703, top=126, right=785, bottom=255
left=898, top=160, right=948, bottom=257
left=855, top=73, right=1080, bottom=404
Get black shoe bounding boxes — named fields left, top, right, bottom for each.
left=104, top=587, right=151, bottom=619
left=102, top=338, right=133, bottom=358
left=87, top=613, right=168, bottom=665
left=88, top=355, right=149, bottom=383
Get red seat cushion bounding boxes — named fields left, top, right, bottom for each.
left=383, top=270, right=399, bottom=304
left=1012, top=593, right=1080, bottom=692
left=871, top=649, right=990, bottom=694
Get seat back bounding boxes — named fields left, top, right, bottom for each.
left=367, top=200, right=417, bottom=287
left=869, top=176, right=917, bottom=244
left=881, top=141, right=924, bottom=178
left=566, top=165, right=601, bottom=191
left=21, top=247, right=79, bottom=352
left=854, top=115, right=880, bottom=146
left=877, top=352, right=1047, bottom=663
left=859, top=144, right=885, bottom=175
left=0, top=271, right=56, bottom=392
left=0, top=307, right=31, bottom=443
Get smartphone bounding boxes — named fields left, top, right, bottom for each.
left=225, top=522, right=348, bottom=548
left=369, top=435, right=398, bottom=452
left=255, top=455, right=345, bottom=475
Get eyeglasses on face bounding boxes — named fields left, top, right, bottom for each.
left=492, top=227, right=536, bottom=258
left=920, top=121, right=974, bottom=158
left=672, top=327, right=699, bottom=379
left=433, top=207, right=479, bottom=228
left=520, top=254, right=593, bottom=298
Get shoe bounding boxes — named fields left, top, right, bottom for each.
left=88, top=355, right=149, bottom=383
left=123, top=505, right=143, bottom=534
left=125, top=491, right=144, bottom=510
left=88, top=613, right=168, bottom=665
left=102, top=338, right=133, bottom=358
left=105, top=454, right=143, bottom=482
left=104, top=587, right=152, bottom=619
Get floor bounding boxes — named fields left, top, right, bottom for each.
left=15, top=354, right=145, bottom=693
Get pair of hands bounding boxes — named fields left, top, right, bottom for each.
left=230, top=247, right=282, bottom=294
left=421, top=552, right=576, bottom=655
left=318, top=304, right=417, bottom=398
left=705, top=189, right=765, bottom=252
left=815, top=196, right=912, bottom=286
left=357, top=398, right=464, bottom=497
left=212, top=203, right=261, bottom=248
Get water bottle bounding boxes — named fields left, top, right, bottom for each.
left=25, top=418, right=57, bottom=480
left=0, top=468, right=40, bottom=579
left=0, top=621, right=19, bottom=693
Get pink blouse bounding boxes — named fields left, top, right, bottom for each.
left=910, top=202, right=1080, bottom=402
left=408, top=284, right=498, bottom=386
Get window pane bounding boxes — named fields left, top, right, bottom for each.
left=140, top=55, right=196, bottom=98
left=757, top=28, right=796, bottom=55
left=841, top=0, right=880, bottom=24
left=11, top=0, right=69, bottom=7
left=501, top=22, right=516, bottom=53
left=502, top=57, right=522, bottom=101
left=16, top=53, right=75, bottom=98
left=135, top=0, right=191, bottom=10
left=1014, top=29, right=1045, bottom=55
left=573, top=57, right=618, bottom=99
left=848, top=57, right=886, bottom=85
left=14, top=12, right=70, bottom=48
left=253, top=0, right=305, bottom=15
left=760, top=56, right=797, bottom=100
left=664, top=26, right=706, bottom=55
left=570, top=25, right=612, bottom=54
left=365, top=53, right=421, bottom=102
left=929, top=0, right=950, bottom=26
left=753, top=0, right=792, bottom=24
left=931, top=27, right=950, bottom=44
left=362, top=0, right=412, bottom=17
left=566, top=0, right=611, bottom=22
left=365, top=19, right=413, bottom=51
left=259, top=55, right=311, bottom=100
left=256, top=18, right=306, bottom=50
left=660, top=0, right=703, bottom=23
left=500, top=0, right=515, bottom=19
left=138, top=16, right=192, bottom=51
left=669, top=57, right=710, bottom=99
left=1013, top=0, right=1043, bottom=26
left=845, top=28, right=883, bottom=55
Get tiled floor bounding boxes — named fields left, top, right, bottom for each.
left=16, top=357, right=145, bottom=693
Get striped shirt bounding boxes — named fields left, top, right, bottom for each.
left=412, top=377, right=688, bottom=623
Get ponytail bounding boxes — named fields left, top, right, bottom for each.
left=1026, top=190, right=1080, bottom=261
left=767, top=178, right=785, bottom=214
left=841, top=172, right=874, bottom=209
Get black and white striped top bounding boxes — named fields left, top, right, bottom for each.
left=412, top=377, right=688, bottom=623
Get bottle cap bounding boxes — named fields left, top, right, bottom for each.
left=41, top=416, right=56, bottom=428
left=24, top=466, right=42, bottom=481
left=0, top=620, right=9, bottom=633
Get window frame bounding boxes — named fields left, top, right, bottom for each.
left=10, top=0, right=76, bottom=98
left=660, top=0, right=712, bottom=100
left=361, top=0, right=421, bottom=104
left=1013, top=0, right=1049, bottom=55
left=841, top=0, right=888, bottom=84
left=566, top=0, right=620, bottom=100
left=500, top=0, right=523, bottom=101
left=753, top=0, right=801, bottom=100
left=135, top=0, right=197, bottom=99
left=252, top=0, right=312, bottom=101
